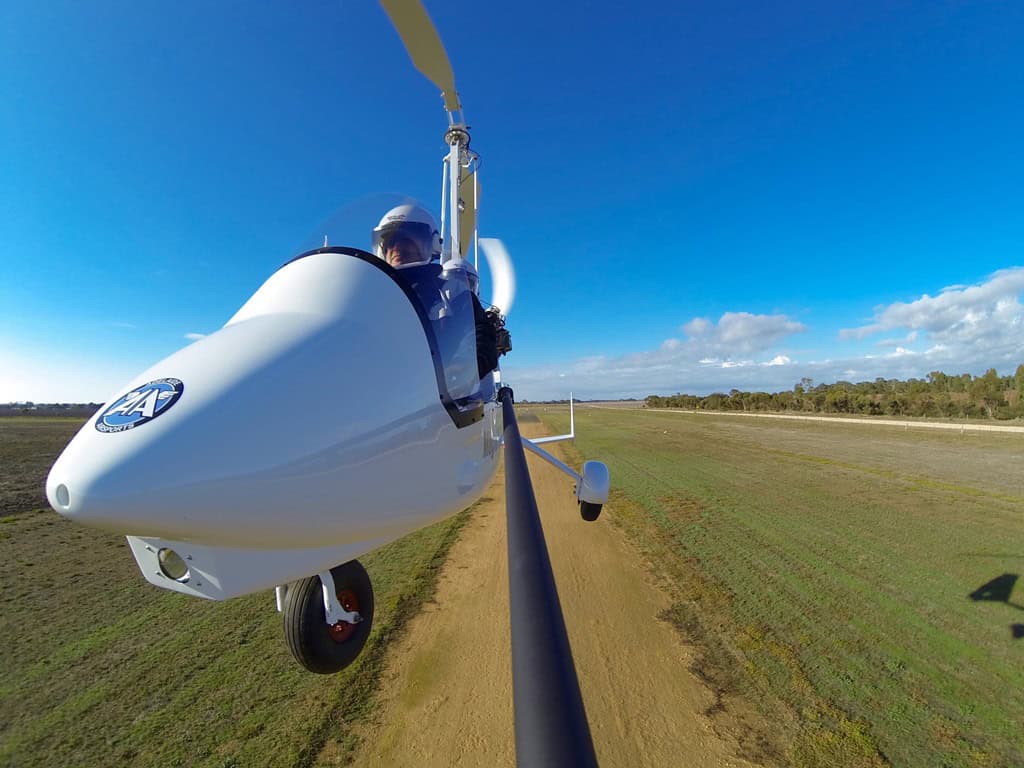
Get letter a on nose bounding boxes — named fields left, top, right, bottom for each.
left=106, top=390, right=148, bottom=416
left=125, top=389, right=161, bottom=418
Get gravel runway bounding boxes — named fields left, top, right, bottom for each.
left=342, top=426, right=761, bottom=768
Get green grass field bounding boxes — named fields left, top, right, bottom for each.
left=6, top=410, right=1024, bottom=767
left=0, top=417, right=477, bottom=767
left=535, top=405, right=1024, bottom=768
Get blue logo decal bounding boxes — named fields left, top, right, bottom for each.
left=96, top=378, right=184, bottom=433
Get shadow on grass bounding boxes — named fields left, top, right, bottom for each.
left=968, top=573, right=1023, bottom=640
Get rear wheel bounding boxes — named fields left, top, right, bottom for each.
left=283, top=559, right=374, bottom=674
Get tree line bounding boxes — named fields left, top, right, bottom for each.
left=0, top=403, right=104, bottom=417
left=645, top=365, right=1024, bottom=420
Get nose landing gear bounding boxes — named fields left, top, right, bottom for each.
left=283, top=559, right=375, bottom=674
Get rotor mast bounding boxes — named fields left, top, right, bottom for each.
left=378, top=0, right=478, bottom=266
left=443, top=122, right=477, bottom=266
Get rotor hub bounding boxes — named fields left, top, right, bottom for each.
left=445, top=125, right=471, bottom=148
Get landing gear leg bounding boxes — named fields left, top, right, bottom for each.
left=283, top=559, right=374, bottom=674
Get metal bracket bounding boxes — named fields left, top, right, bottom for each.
left=523, top=439, right=582, bottom=485
left=318, top=570, right=362, bottom=625
left=530, top=393, right=575, bottom=445
left=275, top=584, right=288, bottom=612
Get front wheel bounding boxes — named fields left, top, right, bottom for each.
left=580, top=501, right=602, bottom=522
left=283, top=559, right=374, bottom=674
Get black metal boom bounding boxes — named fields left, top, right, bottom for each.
left=499, top=387, right=598, bottom=768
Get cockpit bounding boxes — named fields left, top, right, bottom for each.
left=278, top=246, right=490, bottom=428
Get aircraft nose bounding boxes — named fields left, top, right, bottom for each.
left=45, top=469, right=123, bottom=532
left=48, top=479, right=72, bottom=514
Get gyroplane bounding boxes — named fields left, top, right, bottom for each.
left=46, top=0, right=609, bottom=676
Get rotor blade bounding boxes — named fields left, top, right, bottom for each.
left=459, top=168, right=477, bottom=259
left=480, top=237, right=516, bottom=316
left=379, top=0, right=461, bottom=113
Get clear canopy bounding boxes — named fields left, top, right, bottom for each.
left=294, top=194, right=483, bottom=410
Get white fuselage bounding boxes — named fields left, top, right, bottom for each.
left=47, top=248, right=501, bottom=599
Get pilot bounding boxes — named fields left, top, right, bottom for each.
left=372, top=203, right=441, bottom=270
left=372, top=204, right=499, bottom=380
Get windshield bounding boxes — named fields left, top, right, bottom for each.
left=295, top=194, right=431, bottom=258
left=294, top=193, right=493, bottom=308
left=391, top=261, right=480, bottom=403
left=291, top=195, right=485, bottom=420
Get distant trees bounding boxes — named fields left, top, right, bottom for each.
left=644, top=364, right=1024, bottom=420
left=0, top=403, right=102, bottom=417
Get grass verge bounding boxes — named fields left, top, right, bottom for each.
left=0, top=418, right=480, bottom=768
left=533, top=405, right=1024, bottom=768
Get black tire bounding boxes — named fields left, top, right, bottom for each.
left=283, top=559, right=374, bottom=674
left=580, top=501, right=602, bottom=522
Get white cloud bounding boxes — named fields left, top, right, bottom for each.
left=683, top=317, right=710, bottom=337
left=505, top=310, right=807, bottom=399
left=184, top=332, right=207, bottom=341
left=680, top=311, right=806, bottom=357
left=840, top=268, right=1024, bottom=347
left=888, top=346, right=915, bottom=357
left=505, top=268, right=1024, bottom=400
left=875, top=331, right=919, bottom=348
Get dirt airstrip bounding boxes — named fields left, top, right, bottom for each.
left=339, top=427, right=762, bottom=768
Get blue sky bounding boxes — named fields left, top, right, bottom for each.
left=2, top=0, right=1022, bottom=402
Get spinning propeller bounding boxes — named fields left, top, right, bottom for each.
left=480, top=237, right=515, bottom=316
left=379, top=0, right=516, bottom=318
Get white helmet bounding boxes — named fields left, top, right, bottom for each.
left=371, top=204, right=442, bottom=268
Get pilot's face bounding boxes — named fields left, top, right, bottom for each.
left=384, top=236, right=423, bottom=267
